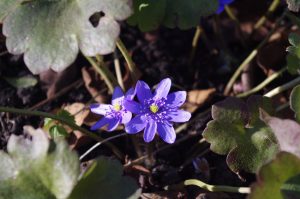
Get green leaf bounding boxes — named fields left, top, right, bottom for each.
left=0, top=127, right=80, bottom=199
left=3, top=76, right=37, bottom=88
left=128, top=0, right=218, bottom=31
left=286, top=0, right=300, bottom=12
left=68, top=157, right=141, bottom=199
left=290, top=85, right=300, bottom=122
left=49, top=125, right=69, bottom=139
left=57, top=109, right=76, bottom=124
left=127, top=0, right=167, bottom=32
left=203, top=96, right=278, bottom=174
left=249, top=152, right=300, bottom=199
left=287, top=33, right=300, bottom=74
left=1, top=0, right=132, bottom=74
left=261, top=111, right=300, bottom=158
left=163, top=0, right=218, bottom=29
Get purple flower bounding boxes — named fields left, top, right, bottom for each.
left=216, top=0, right=234, bottom=14
left=124, top=78, right=191, bottom=144
left=90, top=86, right=134, bottom=131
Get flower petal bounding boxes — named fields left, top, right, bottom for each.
left=123, top=100, right=142, bottom=114
left=136, top=80, right=152, bottom=103
left=90, top=104, right=112, bottom=115
left=169, top=110, right=191, bottom=123
left=166, top=91, right=187, bottom=107
left=125, top=87, right=136, bottom=100
left=121, top=111, right=132, bottom=124
left=157, top=123, right=176, bottom=144
left=144, top=120, right=157, bottom=143
left=125, top=115, right=147, bottom=134
left=112, top=86, right=124, bottom=105
left=91, top=117, right=110, bottom=130
left=107, top=118, right=121, bottom=132
left=154, top=78, right=171, bottom=99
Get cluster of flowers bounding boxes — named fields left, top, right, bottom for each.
left=217, top=0, right=234, bottom=14
left=90, top=78, right=191, bottom=144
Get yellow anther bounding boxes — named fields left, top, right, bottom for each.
left=150, top=104, right=159, bottom=113
left=114, top=104, right=122, bottom=111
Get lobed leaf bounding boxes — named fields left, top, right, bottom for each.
left=249, top=152, right=300, bottom=199
left=128, top=0, right=218, bottom=31
left=286, top=0, right=300, bottom=12
left=0, top=0, right=132, bottom=74
left=203, top=96, right=278, bottom=174
left=0, top=127, right=80, bottom=199
left=290, top=85, right=300, bottom=122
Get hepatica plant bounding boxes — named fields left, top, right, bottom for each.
left=91, top=78, right=191, bottom=144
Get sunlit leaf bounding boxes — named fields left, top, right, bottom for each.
left=286, top=0, right=300, bottom=12
left=3, top=76, right=38, bottom=88
left=203, top=96, right=278, bottom=174
left=0, top=0, right=132, bottom=74
left=249, top=152, right=300, bottom=199
left=0, top=127, right=80, bottom=199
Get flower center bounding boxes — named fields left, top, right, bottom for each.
left=113, top=104, right=122, bottom=111
left=149, top=104, right=159, bottom=113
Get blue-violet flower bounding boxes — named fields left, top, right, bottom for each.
left=90, top=86, right=134, bottom=131
left=216, top=0, right=234, bottom=14
left=124, top=78, right=191, bottom=144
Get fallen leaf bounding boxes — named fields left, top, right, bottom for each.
left=184, top=88, right=216, bottom=113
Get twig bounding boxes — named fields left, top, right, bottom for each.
left=80, top=132, right=127, bottom=161
left=85, top=56, right=115, bottom=94
left=184, top=179, right=251, bottom=194
left=116, top=38, right=139, bottom=82
left=114, top=51, right=125, bottom=90
left=237, top=67, right=287, bottom=98
left=224, top=10, right=287, bottom=95
left=29, top=79, right=84, bottom=111
left=0, top=106, right=124, bottom=160
left=264, top=76, right=300, bottom=98
left=189, top=26, right=203, bottom=65
left=254, top=0, right=281, bottom=29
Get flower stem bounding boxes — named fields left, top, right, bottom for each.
left=264, top=76, right=300, bottom=98
left=189, top=26, right=203, bottom=65
left=114, top=51, right=125, bottom=90
left=116, top=38, right=139, bottom=82
left=85, top=56, right=115, bottom=94
left=254, top=0, right=281, bottom=29
left=224, top=10, right=287, bottom=95
left=237, top=67, right=287, bottom=98
left=0, top=106, right=124, bottom=160
left=184, top=179, right=251, bottom=194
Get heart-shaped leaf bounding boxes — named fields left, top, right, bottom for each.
left=261, top=112, right=300, bottom=158
left=128, top=0, right=218, bottom=31
left=68, top=157, right=141, bottom=199
left=286, top=0, right=300, bottom=12
left=290, top=85, right=300, bottom=122
left=249, top=152, right=300, bottom=199
left=203, top=96, right=278, bottom=174
left=0, top=0, right=132, bottom=74
left=0, top=127, right=80, bottom=199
